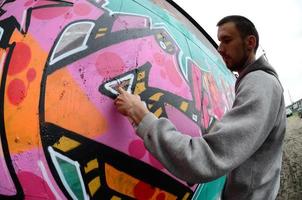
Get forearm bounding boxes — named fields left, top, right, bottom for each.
left=128, top=104, right=150, bottom=125
left=135, top=74, right=283, bottom=183
left=136, top=113, right=227, bottom=183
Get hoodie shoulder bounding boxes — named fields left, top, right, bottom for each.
left=235, top=56, right=281, bottom=92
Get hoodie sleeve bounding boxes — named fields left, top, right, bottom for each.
left=136, top=71, right=283, bottom=183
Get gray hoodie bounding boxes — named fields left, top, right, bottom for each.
left=136, top=56, right=286, bottom=200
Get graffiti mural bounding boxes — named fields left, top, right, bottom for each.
left=0, top=0, right=235, bottom=199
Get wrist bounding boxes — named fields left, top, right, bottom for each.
left=130, top=105, right=149, bottom=126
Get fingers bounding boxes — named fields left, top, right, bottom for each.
left=113, top=97, right=118, bottom=105
left=114, top=95, right=123, bottom=105
left=115, top=87, right=125, bottom=104
left=117, top=86, right=126, bottom=94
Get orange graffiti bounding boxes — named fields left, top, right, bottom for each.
left=4, top=31, right=47, bottom=154
left=45, top=67, right=107, bottom=138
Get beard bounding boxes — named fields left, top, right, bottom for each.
left=227, top=44, right=250, bottom=73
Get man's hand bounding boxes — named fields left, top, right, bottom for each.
left=114, top=87, right=149, bottom=125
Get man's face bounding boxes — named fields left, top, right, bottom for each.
left=217, top=22, right=249, bottom=72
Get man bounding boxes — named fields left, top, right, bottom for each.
left=114, top=15, right=286, bottom=200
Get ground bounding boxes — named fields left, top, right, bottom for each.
left=277, top=115, right=302, bottom=200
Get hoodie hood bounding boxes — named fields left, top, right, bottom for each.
left=235, top=55, right=282, bottom=92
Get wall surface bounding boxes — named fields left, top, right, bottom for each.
left=0, top=0, right=235, bottom=199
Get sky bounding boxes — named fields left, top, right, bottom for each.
left=172, top=0, right=302, bottom=106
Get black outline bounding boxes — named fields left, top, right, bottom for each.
left=41, top=122, right=193, bottom=199
left=165, top=0, right=218, bottom=49
left=0, top=0, right=226, bottom=198
left=0, top=42, right=24, bottom=199
left=99, top=62, right=202, bottom=129
left=45, top=17, right=165, bottom=75
left=38, top=5, right=197, bottom=199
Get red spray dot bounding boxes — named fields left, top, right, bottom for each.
left=8, top=42, right=31, bottom=76
left=128, top=139, right=146, bottom=159
left=7, top=79, right=27, bottom=106
left=133, top=181, right=156, bottom=200
left=26, top=68, right=36, bottom=82
left=96, top=52, right=125, bottom=77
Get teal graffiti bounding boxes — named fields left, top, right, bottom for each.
left=103, top=0, right=234, bottom=86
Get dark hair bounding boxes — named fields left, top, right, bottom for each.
left=217, top=15, right=259, bottom=53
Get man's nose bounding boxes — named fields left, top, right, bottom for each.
left=217, top=44, right=224, bottom=55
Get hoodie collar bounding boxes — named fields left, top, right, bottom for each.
left=235, top=55, right=280, bottom=91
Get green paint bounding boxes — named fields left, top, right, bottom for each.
left=193, top=176, right=226, bottom=200
left=104, top=0, right=219, bottom=77
left=57, top=157, right=84, bottom=200
left=105, top=0, right=235, bottom=84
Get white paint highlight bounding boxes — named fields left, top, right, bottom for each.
left=48, top=147, right=90, bottom=200
left=38, top=160, right=63, bottom=200
left=49, top=21, right=95, bottom=65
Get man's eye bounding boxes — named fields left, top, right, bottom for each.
left=223, top=39, right=231, bottom=44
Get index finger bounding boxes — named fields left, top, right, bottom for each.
left=117, top=86, right=126, bottom=94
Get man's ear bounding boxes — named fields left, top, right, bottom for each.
left=246, top=35, right=256, bottom=51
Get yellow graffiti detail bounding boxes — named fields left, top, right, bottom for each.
left=98, top=27, right=108, bottom=32
left=105, top=163, right=177, bottom=199
left=134, top=82, right=146, bottom=94
left=180, top=102, right=189, bottom=112
left=165, top=41, right=172, bottom=46
left=182, top=192, right=190, bottom=200
left=111, top=196, right=121, bottom=200
left=149, top=93, right=164, bottom=101
left=156, top=33, right=163, bottom=39
left=88, top=176, right=101, bottom=197
left=95, top=33, right=106, bottom=38
left=53, top=136, right=81, bottom=152
left=84, top=159, right=99, bottom=174
left=137, top=71, right=145, bottom=81
left=95, top=27, right=108, bottom=38
left=154, top=107, right=163, bottom=117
